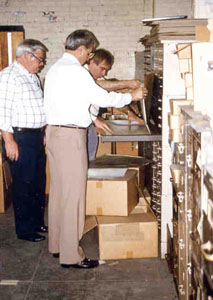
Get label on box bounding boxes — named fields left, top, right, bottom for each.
left=96, top=182, right=102, bottom=188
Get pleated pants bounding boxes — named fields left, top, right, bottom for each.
left=46, top=125, right=87, bottom=264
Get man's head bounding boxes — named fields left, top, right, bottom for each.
left=65, top=29, right=99, bottom=65
left=16, top=39, right=48, bottom=74
left=88, top=48, right=114, bottom=80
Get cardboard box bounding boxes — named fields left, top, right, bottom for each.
left=86, top=169, right=138, bottom=216
left=176, top=43, right=192, bottom=59
left=96, top=141, right=139, bottom=157
left=96, top=141, right=112, bottom=157
left=128, top=165, right=145, bottom=190
left=184, top=72, right=193, bottom=88
left=170, top=164, right=183, bottom=185
left=96, top=206, right=158, bottom=260
left=186, top=87, right=193, bottom=100
left=170, top=99, right=193, bottom=115
left=84, top=215, right=97, bottom=234
left=196, top=25, right=211, bottom=42
left=170, top=128, right=183, bottom=143
left=179, top=58, right=191, bottom=74
left=132, top=198, right=149, bottom=213
left=132, top=204, right=148, bottom=213
left=138, top=196, right=149, bottom=206
left=168, top=113, right=183, bottom=130
left=115, top=141, right=139, bottom=156
left=2, top=160, right=12, bottom=189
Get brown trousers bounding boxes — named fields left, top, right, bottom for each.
left=46, top=125, right=88, bottom=264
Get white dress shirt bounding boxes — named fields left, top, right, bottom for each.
left=44, top=53, right=132, bottom=127
left=0, top=61, right=46, bottom=133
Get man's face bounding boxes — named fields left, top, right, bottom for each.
left=88, top=59, right=111, bottom=80
left=24, top=49, right=46, bottom=74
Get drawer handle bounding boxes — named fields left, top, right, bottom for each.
left=201, top=241, right=213, bottom=261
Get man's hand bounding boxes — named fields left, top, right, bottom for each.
left=128, top=111, right=145, bottom=125
left=1, top=131, right=19, bottom=161
left=93, top=118, right=113, bottom=135
left=130, top=87, right=148, bottom=101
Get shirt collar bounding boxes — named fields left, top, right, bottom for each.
left=14, top=60, right=34, bottom=78
left=62, top=52, right=81, bottom=65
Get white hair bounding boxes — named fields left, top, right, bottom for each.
left=16, top=39, right=48, bottom=57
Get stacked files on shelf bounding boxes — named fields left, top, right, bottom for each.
left=141, top=18, right=208, bottom=43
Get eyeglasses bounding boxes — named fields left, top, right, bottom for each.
left=29, top=52, right=46, bottom=64
left=88, top=52, right=95, bottom=60
left=83, top=46, right=95, bottom=60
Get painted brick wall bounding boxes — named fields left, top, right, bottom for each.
left=0, top=0, right=153, bottom=80
left=194, top=0, right=213, bottom=18
left=0, top=0, right=193, bottom=80
left=154, top=0, right=193, bottom=18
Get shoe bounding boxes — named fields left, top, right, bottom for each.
left=17, top=233, right=46, bottom=242
left=61, top=258, right=99, bottom=269
left=52, top=253, right=59, bottom=258
left=36, top=226, right=48, bottom=233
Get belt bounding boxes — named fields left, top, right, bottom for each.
left=13, top=126, right=45, bottom=133
left=52, top=125, right=87, bottom=130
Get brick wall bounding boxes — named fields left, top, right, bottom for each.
left=0, top=0, right=193, bottom=80
left=154, top=0, right=193, bottom=18
left=194, top=0, right=213, bottom=18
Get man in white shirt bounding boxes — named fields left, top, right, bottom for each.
left=0, top=39, right=48, bottom=242
left=87, top=48, right=145, bottom=160
left=44, top=29, right=147, bottom=269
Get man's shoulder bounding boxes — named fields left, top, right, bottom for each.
left=47, top=58, right=88, bottom=78
left=0, top=62, right=19, bottom=79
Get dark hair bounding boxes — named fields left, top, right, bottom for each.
left=91, top=48, right=114, bottom=67
left=16, top=39, right=48, bottom=57
left=65, top=29, right=99, bottom=50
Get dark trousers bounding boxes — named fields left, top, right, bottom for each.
left=87, top=123, right=98, bottom=161
left=6, top=130, right=46, bottom=236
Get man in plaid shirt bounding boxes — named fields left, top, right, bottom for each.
left=0, top=39, right=48, bottom=242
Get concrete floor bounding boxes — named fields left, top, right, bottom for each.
left=0, top=204, right=178, bottom=300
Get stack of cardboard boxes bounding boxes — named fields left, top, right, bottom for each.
left=85, top=156, right=158, bottom=260
left=168, top=43, right=194, bottom=144
left=169, top=22, right=213, bottom=143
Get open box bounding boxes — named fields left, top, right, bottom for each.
left=84, top=205, right=158, bottom=260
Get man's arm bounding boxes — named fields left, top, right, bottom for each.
left=97, top=79, right=141, bottom=92
left=1, top=130, right=19, bottom=161
left=0, top=71, right=19, bottom=161
left=116, top=106, right=145, bottom=125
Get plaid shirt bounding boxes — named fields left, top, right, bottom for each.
left=0, top=60, right=46, bottom=133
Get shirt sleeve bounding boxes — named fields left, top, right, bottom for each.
left=0, top=71, right=17, bottom=133
left=89, top=104, right=99, bottom=121
left=81, top=68, right=132, bottom=108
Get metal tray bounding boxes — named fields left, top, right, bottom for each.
left=105, top=119, right=150, bottom=136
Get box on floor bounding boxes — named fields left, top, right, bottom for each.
left=84, top=206, right=158, bottom=260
